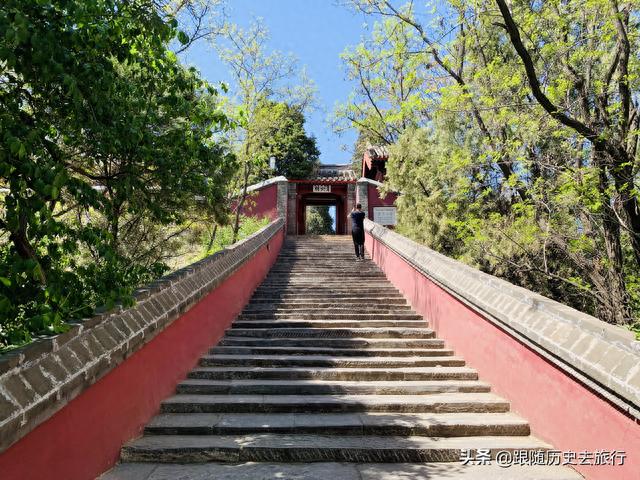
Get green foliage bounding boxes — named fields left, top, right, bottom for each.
left=0, top=0, right=235, bottom=349
left=213, top=18, right=318, bottom=242
left=252, top=99, right=320, bottom=180
left=351, top=131, right=369, bottom=178
left=201, top=216, right=270, bottom=255
left=306, top=206, right=335, bottom=235
left=342, top=0, right=640, bottom=326
left=334, top=15, right=430, bottom=146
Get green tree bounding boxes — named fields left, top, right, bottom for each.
left=341, top=0, right=640, bottom=325
left=306, top=206, right=335, bottom=235
left=0, top=0, right=234, bottom=348
left=334, top=15, right=430, bottom=146
left=157, top=0, right=227, bottom=54
left=253, top=99, right=320, bottom=180
left=214, top=19, right=316, bottom=241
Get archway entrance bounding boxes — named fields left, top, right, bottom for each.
left=299, top=191, right=345, bottom=235
left=287, top=166, right=357, bottom=235
left=292, top=180, right=354, bottom=235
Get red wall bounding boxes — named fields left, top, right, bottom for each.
left=366, top=233, right=639, bottom=480
left=367, top=184, right=397, bottom=220
left=0, top=229, right=284, bottom=480
left=294, top=182, right=351, bottom=235
left=242, top=184, right=278, bottom=220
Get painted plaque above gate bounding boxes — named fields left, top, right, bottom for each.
left=312, top=184, right=331, bottom=193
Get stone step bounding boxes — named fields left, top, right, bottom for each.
left=280, top=252, right=358, bottom=255
left=199, top=354, right=465, bottom=368
left=121, top=434, right=550, bottom=463
left=259, top=277, right=387, bottom=281
left=109, top=235, right=571, bottom=480
left=249, top=293, right=405, bottom=301
left=275, top=257, right=369, bottom=261
left=176, top=379, right=489, bottom=395
left=260, top=274, right=387, bottom=279
left=210, top=346, right=452, bottom=357
left=218, top=337, right=445, bottom=348
left=246, top=297, right=408, bottom=305
left=268, top=264, right=381, bottom=268
left=100, top=461, right=584, bottom=480
left=243, top=301, right=410, bottom=309
left=273, top=260, right=369, bottom=264
left=159, top=393, right=507, bottom=414
left=281, top=245, right=354, bottom=248
left=188, top=366, right=479, bottom=381
left=224, top=327, right=436, bottom=339
left=276, top=255, right=367, bottom=258
left=267, top=270, right=384, bottom=275
left=277, top=256, right=368, bottom=259
left=144, top=412, right=529, bottom=436
left=271, top=264, right=372, bottom=268
left=280, top=246, right=361, bottom=248
left=252, top=287, right=401, bottom=293
left=279, top=247, right=355, bottom=249
left=280, top=246, right=362, bottom=249
left=280, top=246, right=355, bottom=249
left=259, top=279, right=392, bottom=284
left=232, top=320, right=427, bottom=329
left=277, top=254, right=364, bottom=257
left=236, top=312, right=422, bottom=321
left=278, top=253, right=361, bottom=256
left=263, top=280, right=385, bottom=285
left=236, top=310, right=418, bottom=317
left=264, top=272, right=384, bottom=278
left=242, top=310, right=415, bottom=318
left=255, top=284, right=396, bottom=291
left=252, top=288, right=401, bottom=296
left=264, top=278, right=385, bottom=283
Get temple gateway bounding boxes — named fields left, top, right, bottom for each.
left=244, top=146, right=398, bottom=234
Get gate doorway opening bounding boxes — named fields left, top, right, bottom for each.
left=298, top=190, right=347, bottom=235
left=305, top=204, right=336, bottom=235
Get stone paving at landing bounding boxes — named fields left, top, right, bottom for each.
left=101, top=236, right=582, bottom=479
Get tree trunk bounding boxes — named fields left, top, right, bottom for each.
left=206, top=224, right=218, bottom=253
left=107, top=192, right=122, bottom=254
left=610, top=165, right=640, bottom=268
left=232, top=161, right=251, bottom=244
left=596, top=162, right=633, bottom=324
left=621, top=193, right=640, bottom=267
left=8, top=213, right=47, bottom=286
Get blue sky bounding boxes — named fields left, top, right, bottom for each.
left=179, top=0, right=369, bottom=165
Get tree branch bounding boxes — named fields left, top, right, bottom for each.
left=494, top=0, right=630, bottom=164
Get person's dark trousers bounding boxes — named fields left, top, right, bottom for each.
left=352, top=227, right=365, bottom=258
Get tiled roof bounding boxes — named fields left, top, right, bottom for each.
left=312, top=164, right=357, bottom=182
left=366, top=145, right=389, bottom=160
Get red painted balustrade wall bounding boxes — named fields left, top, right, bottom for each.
left=365, top=233, right=640, bottom=480
left=240, top=183, right=278, bottom=220
left=0, top=228, right=284, bottom=480
left=367, top=184, right=397, bottom=220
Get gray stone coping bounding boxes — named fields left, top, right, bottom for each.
left=246, top=176, right=288, bottom=193
left=357, top=177, right=385, bottom=187
left=0, top=217, right=285, bottom=452
left=364, top=219, right=640, bottom=420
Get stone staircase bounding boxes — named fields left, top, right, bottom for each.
left=102, top=236, right=582, bottom=479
